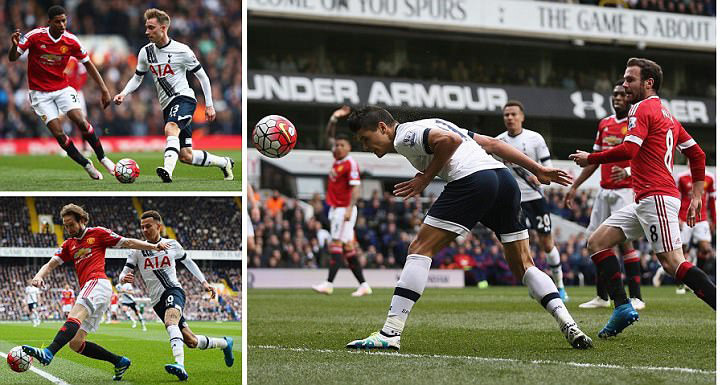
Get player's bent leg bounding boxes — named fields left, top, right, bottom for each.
left=67, top=109, right=114, bottom=174
left=163, top=308, right=189, bottom=380
left=184, top=327, right=234, bottom=367
left=23, top=304, right=89, bottom=365
left=659, top=249, right=716, bottom=309
left=157, top=122, right=181, bottom=182
left=69, top=329, right=126, bottom=377
left=181, top=146, right=234, bottom=180
left=348, top=225, right=455, bottom=350
left=503, top=236, right=592, bottom=349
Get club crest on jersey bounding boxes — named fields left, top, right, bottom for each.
left=149, top=63, right=175, bottom=78
left=87, top=237, right=95, bottom=245
left=144, top=255, right=172, bottom=269
left=403, top=131, right=416, bottom=146
left=60, top=45, right=68, bottom=54
left=621, top=125, right=627, bottom=135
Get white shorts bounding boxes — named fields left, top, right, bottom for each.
left=76, top=278, right=112, bottom=333
left=603, top=195, right=682, bottom=253
left=329, top=206, right=357, bottom=243
left=680, top=220, right=712, bottom=245
left=29, top=86, right=82, bottom=124
left=62, top=304, right=72, bottom=313
left=110, top=304, right=118, bottom=313
left=587, top=188, right=634, bottom=234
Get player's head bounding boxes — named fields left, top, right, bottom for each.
left=502, top=100, right=525, bottom=135
left=348, top=106, right=398, bottom=158
left=612, top=79, right=630, bottom=115
left=140, top=210, right=164, bottom=242
left=47, top=5, right=67, bottom=35
left=333, top=133, right=352, bottom=160
left=64, top=284, right=70, bottom=290
left=60, top=204, right=89, bottom=238
left=623, top=57, right=663, bottom=103
left=144, top=8, right=170, bottom=44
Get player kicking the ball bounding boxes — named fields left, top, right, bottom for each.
left=22, top=204, right=171, bottom=381
left=346, top=107, right=592, bottom=351
left=571, top=58, right=716, bottom=339
left=119, top=210, right=234, bottom=381
left=8, top=5, right=115, bottom=180
left=113, top=8, right=234, bottom=183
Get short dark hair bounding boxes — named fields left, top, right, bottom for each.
left=626, top=57, right=663, bottom=92
left=48, top=5, right=66, bottom=20
left=503, top=100, right=525, bottom=113
left=615, top=79, right=625, bottom=87
left=141, top=210, right=163, bottom=224
left=347, top=106, right=396, bottom=133
left=335, top=132, right=352, bottom=144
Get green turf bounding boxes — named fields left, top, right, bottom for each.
left=0, top=321, right=241, bottom=384
left=0, top=151, right=242, bottom=191
left=248, top=286, right=715, bottom=385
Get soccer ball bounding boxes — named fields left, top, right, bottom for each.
left=7, top=346, right=32, bottom=373
left=114, top=158, right=140, bottom=183
left=253, top=115, right=297, bottom=158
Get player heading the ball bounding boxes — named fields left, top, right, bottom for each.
left=8, top=5, right=115, bottom=180
left=114, top=8, right=234, bottom=183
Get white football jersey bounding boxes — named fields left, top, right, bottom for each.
left=25, top=286, right=39, bottom=304
left=125, top=238, right=186, bottom=306
left=495, top=128, right=552, bottom=202
left=135, top=40, right=202, bottom=110
left=115, top=282, right=136, bottom=304
left=394, top=119, right=504, bottom=183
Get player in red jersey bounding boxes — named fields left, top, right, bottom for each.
left=564, top=81, right=645, bottom=310
left=60, top=284, right=75, bottom=318
left=8, top=6, right=115, bottom=180
left=106, top=292, right=120, bottom=324
left=654, top=169, right=716, bottom=292
left=312, top=106, right=372, bottom=297
left=571, top=58, right=715, bottom=338
left=22, top=204, right=170, bottom=381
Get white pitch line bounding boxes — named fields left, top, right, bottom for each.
left=0, top=351, right=71, bottom=385
left=252, top=345, right=716, bottom=376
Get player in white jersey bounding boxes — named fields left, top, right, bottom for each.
left=344, top=106, right=592, bottom=351
left=115, top=282, right=147, bottom=331
left=25, top=281, right=41, bottom=327
left=495, top=100, right=568, bottom=301
left=119, top=210, right=234, bottom=381
left=113, top=8, right=234, bottom=183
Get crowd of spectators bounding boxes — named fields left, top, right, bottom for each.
left=1, top=0, right=241, bottom=139
left=0, top=196, right=242, bottom=250
left=248, top=188, right=716, bottom=287
left=0, top=260, right=240, bottom=321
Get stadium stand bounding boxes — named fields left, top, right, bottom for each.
left=1, top=0, right=241, bottom=139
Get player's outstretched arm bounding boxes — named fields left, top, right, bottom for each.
left=192, top=67, right=215, bottom=122
left=32, top=258, right=61, bottom=288
left=475, top=134, right=572, bottom=186
left=8, top=30, right=21, bottom=61
left=394, top=128, right=462, bottom=200
left=326, top=106, right=351, bottom=149
left=570, top=141, right=640, bottom=167
left=180, top=257, right=216, bottom=299
left=121, top=238, right=171, bottom=251
left=83, top=60, right=112, bottom=109
left=682, top=138, right=706, bottom=227
left=113, top=73, right=144, bottom=105
left=564, top=164, right=599, bottom=208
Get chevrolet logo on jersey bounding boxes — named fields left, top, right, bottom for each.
left=603, top=135, right=622, bottom=146
left=40, top=54, right=62, bottom=62
left=73, top=248, right=91, bottom=262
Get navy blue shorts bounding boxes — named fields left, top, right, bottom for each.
left=153, top=287, right=187, bottom=328
left=521, top=198, right=553, bottom=234
left=163, top=96, right=196, bottom=148
left=425, top=168, right=528, bottom=243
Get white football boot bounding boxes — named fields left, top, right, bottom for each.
left=84, top=162, right=103, bottom=180
left=351, top=283, right=373, bottom=297
left=311, top=281, right=333, bottom=295
left=222, top=157, right=235, bottom=181
left=561, top=322, right=593, bottom=349
left=100, top=157, right=115, bottom=176
left=579, top=296, right=611, bottom=309
left=629, top=297, right=646, bottom=310
left=346, top=332, right=400, bottom=350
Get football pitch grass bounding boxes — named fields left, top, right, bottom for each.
left=0, top=151, right=242, bottom=191
left=249, top=286, right=715, bottom=385
left=0, top=321, right=241, bottom=384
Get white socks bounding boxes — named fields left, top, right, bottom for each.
left=166, top=324, right=185, bottom=365
left=195, top=335, right=228, bottom=350
left=381, top=254, right=432, bottom=337
left=191, top=150, right=228, bottom=168
left=547, top=246, right=564, bottom=289
left=125, top=310, right=136, bottom=322
left=523, top=266, right=574, bottom=328
left=164, top=136, right=180, bottom=175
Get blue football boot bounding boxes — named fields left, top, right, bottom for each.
left=22, top=345, right=53, bottom=366
left=598, top=302, right=639, bottom=338
left=165, top=363, right=189, bottom=381
left=222, top=337, right=234, bottom=367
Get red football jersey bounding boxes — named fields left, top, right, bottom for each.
left=53, top=227, right=124, bottom=288
left=624, top=96, right=696, bottom=201
left=65, top=56, right=88, bottom=91
left=111, top=293, right=118, bottom=305
left=593, top=115, right=632, bottom=190
left=61, top=289, right=75, bottom=305
left=16, top=27, right=89, bottom=92
left=326, top=156, right=361, bottom=207
left=677, top=171, right=715, bottom=222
